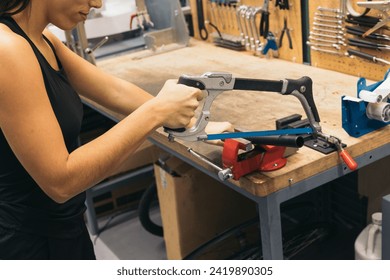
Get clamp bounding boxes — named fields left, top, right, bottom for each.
left=188, top=135, right=303, bottom=181
left=221, top=136, right=303, bottom=180
left=342, top=69, right=390, bottom=137
left=165, top=72, right=357, bottom=180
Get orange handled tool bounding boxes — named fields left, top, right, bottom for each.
left=338, top=145, right=358, bottom=171
left=318, top=132, right=358, bottom=171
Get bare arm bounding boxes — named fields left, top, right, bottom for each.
left=45, top=31, right=152, bottom=116
left=0, top=29, right=202, bottom=203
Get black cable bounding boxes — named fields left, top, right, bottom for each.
left=138, top=182, right=163, bottom=237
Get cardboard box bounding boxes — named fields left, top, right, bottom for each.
left=115, top=140, right=162, bottom=174
left=155, top=156, right=257, bottom=260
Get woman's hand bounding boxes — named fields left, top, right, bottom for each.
left=153, top=79, right=203, bottom=129
left=205, top=121, right=234, bottom=146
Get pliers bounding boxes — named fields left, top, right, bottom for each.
left=275, top=0, right=289, bottom=10
left=279, top=17, right=293, bottom=49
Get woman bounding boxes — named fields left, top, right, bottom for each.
left=0, top=0, right=231, bottom=259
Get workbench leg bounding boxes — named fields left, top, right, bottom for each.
left=257, top=196, right=284, bottom=260
left=383, top=194, right=390, bottom=260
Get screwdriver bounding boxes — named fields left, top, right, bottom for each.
left=347, top=48, right=390, bottom=65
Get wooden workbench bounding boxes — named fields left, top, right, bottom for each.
left=96, top=39, right=387, bottom=196
left=93, top=39, right=390, bottom=259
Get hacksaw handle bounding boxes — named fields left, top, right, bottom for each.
left=285, top=76, right=321, bottom=123
left=163, top=76, right=206, bottom=135
left=339, top=150, right=358, bottom=171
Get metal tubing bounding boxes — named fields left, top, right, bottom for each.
left=244, top=135, right=305, bottom=147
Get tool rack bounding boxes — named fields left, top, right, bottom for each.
left=189, top=0, right=390, bottom=81
left=309, top=0, right=390, bottom=81
left=189, top=0, right=305, bottom=63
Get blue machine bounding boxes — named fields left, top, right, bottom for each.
left=342, top=69, right=390, bottom=137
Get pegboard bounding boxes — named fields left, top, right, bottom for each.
left=189, top=0, right=304, bottom=63
left=308, top=0, right=390, bottom=81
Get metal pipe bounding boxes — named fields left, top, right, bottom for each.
left=244, top=135, right=305, bottom=148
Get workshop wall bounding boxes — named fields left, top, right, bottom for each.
left=308, top=0, right=390, bottom=81
left=189, top=0, right=304, bottom=63
left=189, top=1, right=390, bottom=81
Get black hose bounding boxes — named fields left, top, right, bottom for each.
left=138, top=182, right=163, bottom=237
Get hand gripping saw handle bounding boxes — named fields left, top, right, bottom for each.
left=164, top=72, right=322, bottom=142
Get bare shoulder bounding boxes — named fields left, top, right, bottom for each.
left=0, top=24, right=40, bottom=82
left=0, top=24, right=42, bottom=100
left=0, top=23, right=33, bottom=58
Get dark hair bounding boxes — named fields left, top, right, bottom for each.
left=0, top=0, right=30, bottom=16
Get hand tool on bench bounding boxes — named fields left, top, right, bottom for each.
left=164, top=72, right=357, bottom=179
left=342, top=69, right=390, bottom=137
left=188, top=133, right=304, bottom=180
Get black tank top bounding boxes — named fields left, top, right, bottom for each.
left=0, top=17, right=86, bottom=237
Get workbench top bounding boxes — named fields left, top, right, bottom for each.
left=93, top=39, right=389, bottom=197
